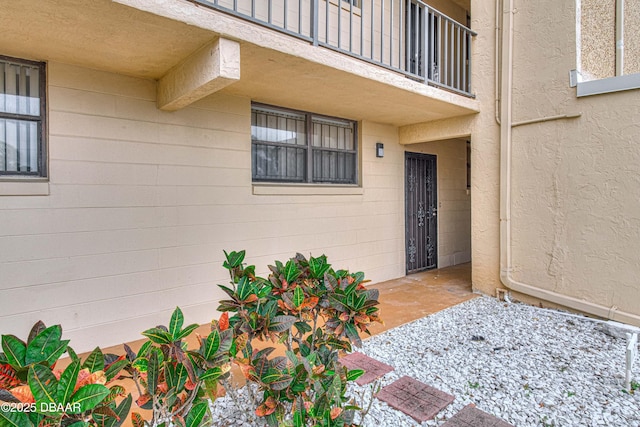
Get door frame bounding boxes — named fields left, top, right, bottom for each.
left=405, top=151, right=438, bottom=274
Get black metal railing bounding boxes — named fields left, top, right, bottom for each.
left=192, top=0, right=476, bottom=96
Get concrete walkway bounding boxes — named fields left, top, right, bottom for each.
left=368, top=262, right=476, bottom=335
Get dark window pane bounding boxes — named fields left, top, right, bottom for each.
left=251, top=103, right=356, bottom=184
left=0, top=56, right=45, bottom=176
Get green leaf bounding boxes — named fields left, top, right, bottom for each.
left=269, top=375, right=294, bottom=391
left=344, top=323, right=361, bottom=347
left=175, top=324, right=199, bottom=341
left=283, top=259, right=301, bottom=284
left=104, top=394, right=133, bottom=427
left=169, top=307, right=185, bottom=340
left=352, top=271, right=365, bottom=285
left=294, top=321, right=312, bottom=335
left=131, top=358, right=148, bottom=373
left=346, top=369, right=365, bottom=382
left=45, top=341, right=70, bottom=367
left=353, top=293, right=367, bottom=310
left=223, top=250, right=245, bottom=269
left=324, top=273, right=338, bottom=292
left=217, top=330, right=234, bottom=353
left=0, top=409, right=31, bottom=427
left=66, top=422, right=88, bottom=427
left=203, top=330, right=220, bottom=360
left=236, top=276, right=253, bottom=302
left=165, top=363, right=187, bottom=393
left=344, top=282, right=358, bottom=297
left=217, top=285, right=237, bottom=299
left=105, top=360, right=129, bottom=382
left=27, top=321, right=47, bottom=345
left=28, top=364, right=58, bottom=409
left=25, top=325, right=64, bottom=365
left=69, top=384, right=110, bottom=413
left=185, top=401, right=208, bottom=427
left=269, top=315, right=297, bottom=333
left=136, top=341, right=153, bottom=358
left=265, top=412, right=278, bottom=427
left=308, top=256, right=331, bottom=279
left=293, top=410, right=304, bottom=427
left=82, top=347, right=105, bottom=373
left=200, top=367, right=222, bottom=382
left=26, top=412, right=42, bottom=426
left=66, top=346, right=80, bottom=362
left=293, top=286, right=304, bottom=308
left=1, top=335, right=26, bottom=369
left=147, top=349, right=159, bottom=395
left=141, top=328, right=173, bottom=345
left=326, top=374, right=342, bottom=403
left=57, top=360, right=81, bottom=404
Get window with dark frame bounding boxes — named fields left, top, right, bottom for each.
left=0, top=55, right=46, bottom=177
left=251, top=104, right=357, bottom=185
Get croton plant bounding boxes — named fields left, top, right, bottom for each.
left=122, top=306, right=235, bottom=427
left=218, top=250, right=382, bottom=427
left=0, top=250, right=381, bottom=427
left=0, top=321, right=131, bottom=427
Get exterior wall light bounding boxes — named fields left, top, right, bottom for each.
left=376, top=142, right=384, bottom=158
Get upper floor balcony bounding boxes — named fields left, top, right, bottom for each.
left=2, top=0, right=479, bottom=126
left=192, top=0, right=476, bottom=97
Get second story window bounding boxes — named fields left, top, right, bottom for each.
left=0, top=56, right=46, bottom=177
left=251, top=104, right=358, bottom=185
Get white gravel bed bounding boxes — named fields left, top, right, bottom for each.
left=210, top=297, right=640, bottom=427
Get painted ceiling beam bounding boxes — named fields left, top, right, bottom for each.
left=158, top=37, right=240, bottom=111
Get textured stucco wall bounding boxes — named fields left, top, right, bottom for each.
left=578, top=0, right=640, bottom=79
left=0, top=62, right=407, bottom=351
left=473, top=0, right=640, bottom=319
left=579, top=0, right=616, bottom=80
left=407, top=139, right=472, bottom=268
left=624, top=0, right=640, bottom=75
left=468, top=0, right=501, bottom=292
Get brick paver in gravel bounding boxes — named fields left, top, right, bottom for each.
left=339, top=352, right=394, bottom=386
left=441, top=404, right=514, bottom=427
left=376, top=375, right=455, bottom=422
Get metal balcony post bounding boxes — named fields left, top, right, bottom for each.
left=311, top=0, right=319, bottom=46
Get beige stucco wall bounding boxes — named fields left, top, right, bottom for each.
left=466, top=0, right=501, bottom=292
left=623, top=0, right=640, bottom=75
left=0, top=62, right=408, bottom=351
left=578, top=0, right=640, bottom=79
left=406, top=139, right=471, bottom=268
left=578, top=0, right=616, bottom=80
left=466, top=0, right=640, bottom=321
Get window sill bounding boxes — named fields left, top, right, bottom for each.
left=577, top=73, right=640, bottom=97
left=253, top=183, right=363, bottom=196
left=0, top=179, right=50, bottom=196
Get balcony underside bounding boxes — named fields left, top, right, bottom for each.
left=1, top=0, right=478, bottom=126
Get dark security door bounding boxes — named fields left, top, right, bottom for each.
left=405, top=152, right=438, bottom=274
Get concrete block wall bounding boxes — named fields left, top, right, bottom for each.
left=0, top=62, right=407, bottom=352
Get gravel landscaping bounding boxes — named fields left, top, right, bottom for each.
left=211, top=296, right=640, bottom=427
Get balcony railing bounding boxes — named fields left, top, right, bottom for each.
left=191, top=0, right=476, bottom=97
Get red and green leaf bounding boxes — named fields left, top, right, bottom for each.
left=27, top=364, right=58, bottom=410
left=0, top=364, right=20, bottom=388
left=131, top=412, right=145, bottom=427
